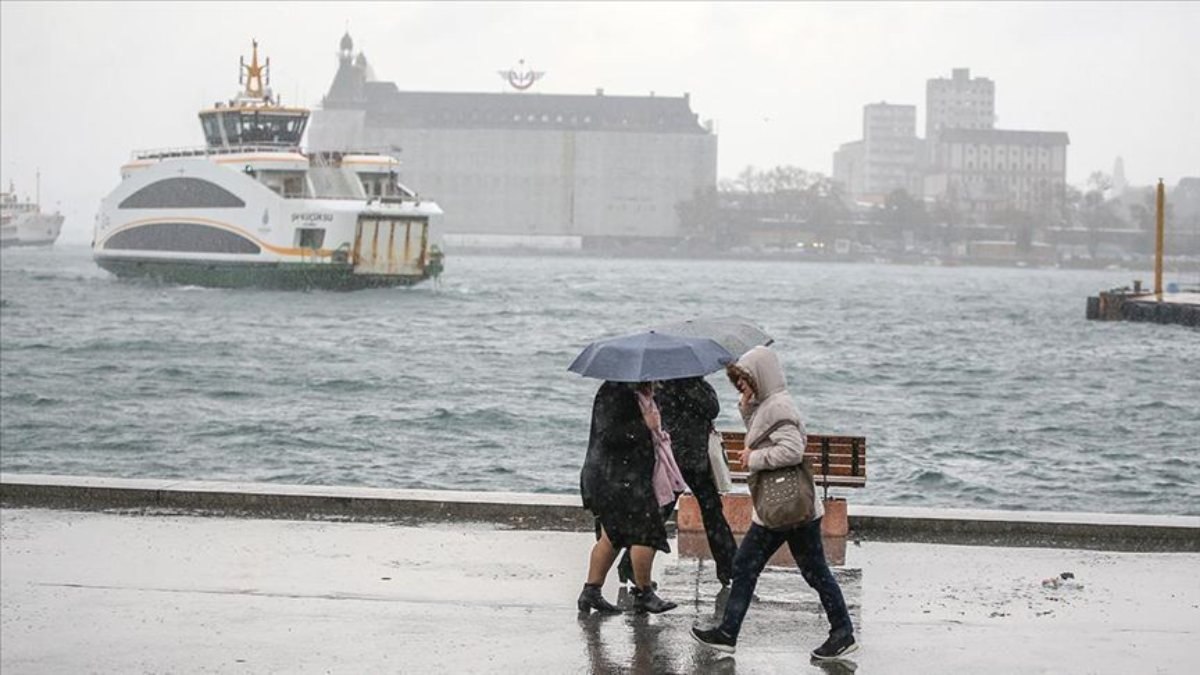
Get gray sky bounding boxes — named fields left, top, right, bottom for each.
left=2, top=1, right=1198, bottom=242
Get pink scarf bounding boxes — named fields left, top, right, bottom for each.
left=636, top=389, right=688, bottom=506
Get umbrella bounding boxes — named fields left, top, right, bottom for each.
left=568, top=331, right=734, bottom=382
left=650, top=316, right=773, bottom=358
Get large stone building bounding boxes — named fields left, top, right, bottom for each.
left=308, top=34, right=717, bottom=249
left=923, top=128, right=1070, bottom=218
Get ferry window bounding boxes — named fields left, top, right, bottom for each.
left=119, top=177, right=245, bottom=209
left=201, top=116, right=221, bottom=145
left=297, top=228, right=325, bottom=249
left=104, top=222, right=260, bottom=254
left=222, top=114, right=240, bottom=143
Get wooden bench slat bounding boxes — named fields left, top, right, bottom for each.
left=715, top=432, right=868, bottom=444
left=728, top=471, right=866, bottom=487
left=718, top=429, right=867, bottom=487
left=727, top=463, right=864, bottom=477
left=724, top=450, right=867, bottom=464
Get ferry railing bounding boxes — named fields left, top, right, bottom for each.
left=131, top=144, right=302, bottom=161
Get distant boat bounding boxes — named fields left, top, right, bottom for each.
left=1, top=180, right=63, bottom=248
left=92, top=41, right=443, bottom=290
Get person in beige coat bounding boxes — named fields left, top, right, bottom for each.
left=691, top=346, right=857, bottom=661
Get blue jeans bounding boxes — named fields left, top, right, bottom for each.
left=718, top=518, right=853, bottom=639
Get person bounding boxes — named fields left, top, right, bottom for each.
left=656, top=376, right=737, bottom=586
left=690, top=346, right=857, bottom=660
left=578, top=381, right=683, bottom=614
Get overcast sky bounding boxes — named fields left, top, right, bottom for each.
left=2, top=1, right=1197, bottom=242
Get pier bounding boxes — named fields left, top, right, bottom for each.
left=1087, top=287, right=1200, bottom=326
left=1087, top=178, right=1200, bottom=328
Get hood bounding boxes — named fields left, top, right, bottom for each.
left=737, top=346, right=787, bottom=400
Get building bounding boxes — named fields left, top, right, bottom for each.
left=831, top=140, right=865, bottom=199
left=920, top=68, right=1068, bottom=222
left=308, top=33, right=717, bottom=249
left=925, top=68, right=995, bottom=141
left=862, top=103, right=921, bottom=198
left=923, top=128, right=1070, bottom=219
left=832, top=103, right=920, bottom=203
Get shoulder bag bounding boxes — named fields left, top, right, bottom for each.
left=746, top=421, right=815, bottom=529
left=707, top=429, right=733, bottom=493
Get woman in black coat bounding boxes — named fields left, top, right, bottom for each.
left=578, top=381, right=677, bottom=614
left=658, top=376, right=737, bottom=586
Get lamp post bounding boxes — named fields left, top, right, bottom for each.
left=1154, top=178, right=1165, bottom=301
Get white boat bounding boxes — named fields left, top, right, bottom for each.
left=1, top=180, right=63, bottom=248
left=93, top=41, right=444, bottom=289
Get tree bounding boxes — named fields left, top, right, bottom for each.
left=883, top=188, right=926, bottom=229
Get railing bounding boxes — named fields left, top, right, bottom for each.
left=132, top=145, right=406, bottom=162
left=131, top=144, right=301, bottom=161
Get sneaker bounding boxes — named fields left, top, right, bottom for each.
left=811, top=632, right=857, bottom=660
left=690, top=626, right=737, bottom=654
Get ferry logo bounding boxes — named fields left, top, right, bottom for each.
left=498, top=59, right=545, bottom=91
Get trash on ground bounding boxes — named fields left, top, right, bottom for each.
left=1041, top=571, right=1083, bottom=590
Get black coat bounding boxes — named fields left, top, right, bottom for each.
left=657, top=377, right=720, bottom=474
left=579, top=381, right=668, bottom=552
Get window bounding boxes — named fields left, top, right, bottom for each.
left=296, top=228, right=325, bottom=249
left=200, top=115, right=222, bottom=145
left=119, top=177, right=245, bottom=209
left=104, top=222, right=260, bottom=254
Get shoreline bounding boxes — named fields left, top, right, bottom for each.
left=3, top=473, right=1197, bottom=552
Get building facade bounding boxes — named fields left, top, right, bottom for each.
left=831, top=140, right=865, bottom=199
left=925, top=68, right=995, bottom=140
left=862, top=103, right=921, bottom=198
left=832, top=103, right=920, bottom=203
left=923, top=128, right=1069, bottom=218
left=308, top=34, right=717, bottom=247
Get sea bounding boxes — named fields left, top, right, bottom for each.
left=2, top=244, right=1197, bottom=516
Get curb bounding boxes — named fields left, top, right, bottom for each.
left=3, top=474, right=1198, bottom=551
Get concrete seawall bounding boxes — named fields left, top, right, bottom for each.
left=3, top=473, right=1197, bottom=552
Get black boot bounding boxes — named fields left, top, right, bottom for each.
left=632, top=585, right=677, bottom=614
left=577, top=583, right=621, bottom=614
left=617, top=551, right=634, bottom=584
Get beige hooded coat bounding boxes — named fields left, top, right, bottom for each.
left=736, top=346, right=824, bottom=526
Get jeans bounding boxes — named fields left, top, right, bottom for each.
left=718, top=518, right=853, bottom=639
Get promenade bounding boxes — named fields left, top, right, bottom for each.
left=2, top=481, right=1198, bottom=674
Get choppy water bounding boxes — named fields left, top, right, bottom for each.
left=2, top=244, right=1197, bottom=515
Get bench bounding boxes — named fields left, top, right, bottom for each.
left=720, top=430, right=867, bottom=498
left=676, top=430, right=868, bottom=538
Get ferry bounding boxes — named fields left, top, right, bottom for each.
left=1, top=179, right=64, bottom=248
left=93, top=41, right=444, bottom=289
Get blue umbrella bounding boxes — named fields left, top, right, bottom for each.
left=568, top=331, right=734, bottom=382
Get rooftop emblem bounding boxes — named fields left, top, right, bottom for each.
left=498, top=59, right=545, bottom=91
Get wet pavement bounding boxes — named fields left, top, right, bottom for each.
left=2, top=508, right=1197, bottom=674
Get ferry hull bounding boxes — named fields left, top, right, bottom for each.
left=95, top=257, right=430, bottom=291
left=1, top=236, right=60, bottom=249
left=0, top=213, right=64, bottom=249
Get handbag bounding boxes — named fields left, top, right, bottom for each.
left=746, top=422, right=815, bottom=529
left=707, top=430, right=733, bottom=493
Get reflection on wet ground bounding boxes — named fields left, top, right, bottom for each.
left=3, top=508, right=1196, bottom=674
